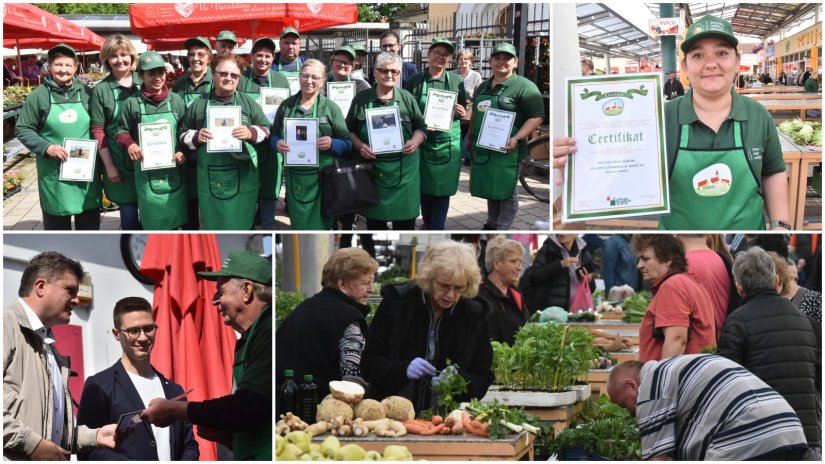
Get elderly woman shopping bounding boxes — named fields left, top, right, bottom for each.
left=361, top=240, right=493, bottom=414
left=476, top=236, right=529, bottom=345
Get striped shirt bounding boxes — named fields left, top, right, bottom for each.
left=637, top=355, right=807, bottom=460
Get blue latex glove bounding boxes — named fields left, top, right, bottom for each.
left=406, top=357, right=437, bottom=380
left=431, top=365, right=459, bottom=386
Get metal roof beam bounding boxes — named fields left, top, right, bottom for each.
left=587, top=26, right=638, bottom=41
left=578, top=11, right=612, bottom=27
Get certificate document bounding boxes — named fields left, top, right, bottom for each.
left=207, top=106, right=242, bottom=153
left=477, top=108, right=515, bottom=152
left=260, top=87, right=290, bottom=124
left=365, top=106, right=404, bottom=154
left=286, top=75, right=300, bottom=95
left=59, top=138, right=97, bottom=182
left=327, top=81, right=356, bottom=117
left=138, top=120, right=176, bottom=170
left=284, top=118, right=319, bottom=166
left=424, top=88, right=458, bottom=132
left=563, top=73, right=669, bottom=222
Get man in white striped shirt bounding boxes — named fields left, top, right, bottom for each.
left=608, top=355, right=808, bottom=460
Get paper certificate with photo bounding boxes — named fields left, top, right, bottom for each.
left=206, top=105, right=243, bottom=152
left=260, top=87, right=290, bottom=125
left=286, top=76, right=300, bottom=95
left=284, top=118, right=319, bottom=166
left=59, top=138, right=97, bottom=182
left=563, top=73, right=669, bottom=222
left=327, top=81, right=356, bottom=118
left=424, top=88, right=458, bottom=132
left=477, top=108, right=515, bottom=152
left=138, top=120, right=176, bottom=170
left=365, top=106, right=404, bottom=154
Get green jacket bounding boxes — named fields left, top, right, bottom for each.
left=15, top=76, right=92, bottom=156
left=237, top=68, right=290, bottom=94
left=116, top=92, right=187, bottom=148
left=90, top=72, right=142, bottom=127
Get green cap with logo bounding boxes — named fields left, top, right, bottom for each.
left=280, top=26, right=300, bottom=39
left=680, top=15, right=738, bottom=53
left=217, top=30, right=237, bottom=45
left=347, top=41, right=367, bottom=54
left=491, top=43, right=517, bottom=58
left=429, top=37, right=455, bottom=54
left=198, top=250, right=272, bottom=285
left=332, top=45, right=356, bottom=61
left=48, top=43, right=77, bottom=61
left=139, top=51, right=166, bottom=72
left=252, top=37, right=276, bottom=54
left=184, top=36, right=212, bottom=51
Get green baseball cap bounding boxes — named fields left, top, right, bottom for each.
left=198, top=250, right=272, bottom=286
left=139, top=51, right=166, bottom=72
left=48, top=43, right=76, bottom=61
left=491, top=43, right=517, bottom=58
left=347, top=41, right=367, bottom=54
left=252, top=37, right=276, bottom=54
left=217, top=30, right=237, bottom=45
left=680, top=15, right=738, bottom=53
left=332, top=45, right=356, bottom=61
left=184, top=36, right=212, bottom=52
left=280, top=26, right=300, bottom=39
left=429, top=37, right=455, bottom=54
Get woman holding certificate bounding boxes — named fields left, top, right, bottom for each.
left=405, top=38, right=467, bottom=230
left=271, top=59, right=352, bottom=230
left=553, top=15, right=791, bottom=231
left=469, top=43, right=545, bottom=230
left=115, top=51, right=187, bottom=230
left=179, top=53, right=271, bottom=230
left=346, top=52, right=427, bottom=231
left=15, top=43, right=101, bottom=230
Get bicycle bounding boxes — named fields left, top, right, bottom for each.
left=519, top=132, right=550, bottom=203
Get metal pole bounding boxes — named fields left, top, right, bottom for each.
left=280, top=234, right=335, bottom=296
left=659, top=3, right=677, bottom=74
left=514, top=3, right=527, bottom=76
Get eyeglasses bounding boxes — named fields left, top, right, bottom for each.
left=299, top=73, right=323, bottom=82
left=119, top=324, right=158, bottom=340
left=217, top=71, right=241, bottom=80
left=375, top=68, right=401, bottom=76
left=430, top=50, right=451, bottom=59
left=187, top=52, right=209, bottom=59
left=380, top=43, right=399, bottom=50
left=434, top=281, right=467, bottom=295
left=332, top=59, right=352, bottom=68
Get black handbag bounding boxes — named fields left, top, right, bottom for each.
left=320, top=157, right=380, bottom=217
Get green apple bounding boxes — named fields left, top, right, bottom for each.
left=286, top=430, right=312, bottom=454
left=276, top=435, right=285, bottom=456
left=320, top=435, right=340, bottom=458
left=364, top=450, right=382, bottom=461
left=382, top=445, right=412, bottom=461
left=279, top=443, right=303, bottom=461
left=334, top=443, right=366, bottom=461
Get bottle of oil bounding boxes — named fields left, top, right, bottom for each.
left=278, top=369, right=298, bottom=417
left=296, top=374, right=318, bottom=424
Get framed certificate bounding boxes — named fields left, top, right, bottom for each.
left=286, top=75, right=300, bottom=95
left=424, top=88, right=458, bottom=132
left=206, top=105, right=243, bottom=153
left=260, top=87, right=290, bottom=125
left=138, top=120, right=176, bottom=170
left=477, top=108, right=516, bottom=152
left=365, top=106, right=404, bottom=154
left=563, top=73, right=669, bottom=222
left=327, top=81, right=356, bottom=117
left=284, top=118, right=319, bottom=166
left=59, top=138, right=97, bottom=182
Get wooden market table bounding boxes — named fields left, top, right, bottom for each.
left=311, top=431, right=535, bottom=461
left=587, top=366, right=614, bottom=399
left=568, top=320, right=641, bottom=333
left=746, top=92, right=821, bottom=100
left=758, top=98, right=822, bottom=121
left=738, top=85, right=805, bottom=94
left=482, top=385, right=590, bottom=433
left=779, top=131, right=822, bottom=229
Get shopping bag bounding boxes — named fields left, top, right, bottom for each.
left=569, top=277, right=594, bottom=312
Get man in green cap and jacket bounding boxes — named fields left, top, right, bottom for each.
left=215, top=31, right=237, bottom=56
left=272, top=26, right=306, bottom=95
left=141, top=250, right=272, bottom=461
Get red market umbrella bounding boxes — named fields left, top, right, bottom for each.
left=3, top=3, right=105, bottom=50
left=140, top=234, right=237, bottom=462
left=129, top=3, right=358, bottom=42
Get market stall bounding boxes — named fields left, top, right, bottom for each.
left=747, top=92, right=822, bottom=100
left=738, top=85, right=807, bottom=94
left=760, top=98, right=823, bottom=121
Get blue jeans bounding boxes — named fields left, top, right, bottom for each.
left=460, top=124, right=470, bottom=161
left=420, top=193, right=450, bottom=230
left=119, top=203, right=142, bottom=230
left=486, top=188, right=519, bottom=230
left=260, top=198, right=277, bottom=230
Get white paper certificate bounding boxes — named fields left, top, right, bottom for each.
left=327, top=81, right=356, bottom=117
left=59, top=138, right=97, bottom=182
left=477, top=108, right=516, bottom=152
left=206, top=106, right=243, bottom=153
left=365, top=106, right=404, bottom=154
left=260, top=87, right=290, bottom=125
left=284, top=118, right=319, bottom=166
left=286, top=75, right=301, bottom=95
left=138, top=120, right=176, bottom=170
left=424, top=88, right=458, bottom=132
left=563, top=73, right=669, bottom=222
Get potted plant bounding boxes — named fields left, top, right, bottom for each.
left=549, top=395, right=642, bottom=460
left=3, top=170, right=24, bottom=198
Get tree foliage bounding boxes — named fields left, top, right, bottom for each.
left=34, top=3, right=130, bottom=15
left=357, top=3, right=411, bottom=23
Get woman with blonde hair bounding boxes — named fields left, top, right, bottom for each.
left=362, top=240, right=493, bottom=414
left=477, top=236, right=528, bottom=345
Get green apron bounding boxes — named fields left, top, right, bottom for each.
left=359, top=98, right=420, bottom=221
left=183, top=76, right=212, bottom=200
left=102, top=85, right=138, bottom=204
left=469, top=85, right=520, bottom=200
left=196, top=94, right=259, bottom=230
left=242, top=73, right=283, bottom=201
left=417, top=74, right=462, bottom=196
left=134, top=101, right=188, bottom=230
left=38, top=90, right=101, bottom=216
left=282, top=99, right=335, bottom=230
left=231, top=306, right=272, bottom=461
left=276, top=57, right=302, bottom=96
left=659, top=121, right=765, bottom=230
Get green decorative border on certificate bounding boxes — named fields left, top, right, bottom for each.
left=477, top=108, right=516, bottom=153
left=423, top=88, right=458, bottom=132
left=138, top=120, right=176, bottom=171
left=564, top=73, right=669, bottom=221
left=59, top=137, right=97, bottom=182
left=365, top=106, right=404, bottom=154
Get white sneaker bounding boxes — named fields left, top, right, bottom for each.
left=534, top=220, right=550, bottom=230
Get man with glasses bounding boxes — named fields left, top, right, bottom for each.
left=4, top=252, right=118, bottom=460
left=76, top=297, right=199, bottom=460
left=142, top=251, right=272, bottom=460
left=373, top=30, right=418, bottom=88
left=272, top=27, right=306, bottom=95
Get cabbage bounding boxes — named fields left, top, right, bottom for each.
left=792, top=124, right=815, bottom=145
left=812, top=128, right=822, bottom=147
left=778, top=120, right=796, bottom=134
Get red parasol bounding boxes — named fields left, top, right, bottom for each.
left=3, top=3, right=105, bottom=50
left=139, top=234, right=237, bottom=461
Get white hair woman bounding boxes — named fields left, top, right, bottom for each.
left=477, top=236, right=528, bottom=345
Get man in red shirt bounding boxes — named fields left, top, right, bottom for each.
left=632, top=235, right=716, bottom=362
left=681, top=235, right=732, bottom=341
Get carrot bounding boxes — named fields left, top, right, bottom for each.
left=461, top=411, right=489, bottom=437
left=451, top=421, right=464, bottom=435
left=419, top=423, right=448, bottom=435
left=402, top=421, right=431, bottom=435
left=432, top=415, right=443, bottom=426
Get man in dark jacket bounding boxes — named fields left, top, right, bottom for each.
left=717, top=247, right=820, bottom=457
left=663, top=71, right=684, bottom=101
left=519, top=235, right=592, bottom=312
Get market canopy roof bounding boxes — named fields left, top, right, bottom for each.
left=3, top=3, right=105, bottom=51
left=577, top=3, right=662, bottom=62
left=663, top=3, right=820, bottom=40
